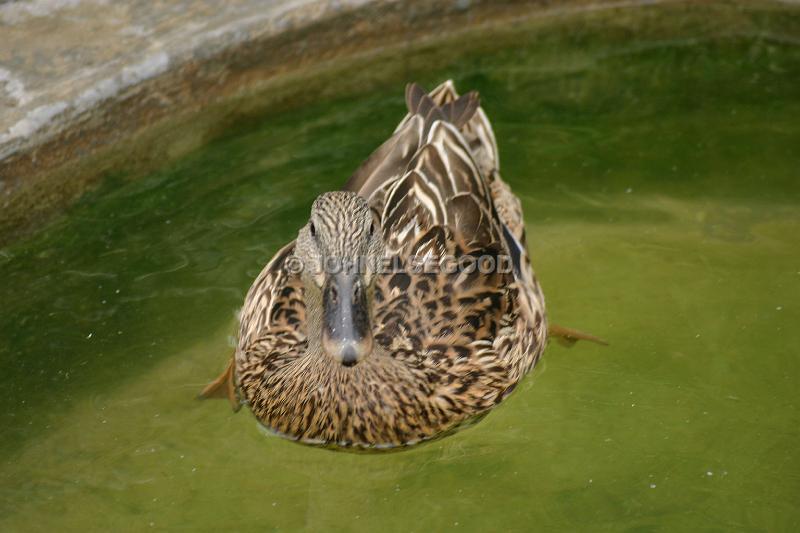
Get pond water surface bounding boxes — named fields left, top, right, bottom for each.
left=1, top=3, right=799, bottom=531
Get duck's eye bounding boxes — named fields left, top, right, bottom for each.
left=309, top=222, right=316, bottom=237
left=328, top=282, right=338, bottom=304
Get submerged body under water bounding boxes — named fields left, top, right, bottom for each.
left=1, top=6, right=799, bottom=531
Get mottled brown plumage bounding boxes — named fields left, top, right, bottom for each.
left=202, top=81, right=548, bottom=449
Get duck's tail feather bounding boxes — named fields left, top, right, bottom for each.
left=405, top=82, right=480, bottom=133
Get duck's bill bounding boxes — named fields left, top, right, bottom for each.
left=321, top=272, right=374, bottom=366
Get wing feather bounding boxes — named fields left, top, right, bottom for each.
left=237, top=243, right=305, bottom=356
left=343, top=115, right=424, bottom=212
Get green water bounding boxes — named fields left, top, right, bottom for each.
left=2, top=3, right=800, bottom=531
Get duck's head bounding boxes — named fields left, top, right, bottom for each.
left=295, top=191, right=384, bottom=367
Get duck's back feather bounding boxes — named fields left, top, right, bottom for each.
left=348, top=81, right=546, bottom=382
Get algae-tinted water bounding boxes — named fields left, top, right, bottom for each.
left=1, top=3, right=799, bottom=531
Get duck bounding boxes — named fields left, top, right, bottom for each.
left=200, top=80, right=604, bottom=449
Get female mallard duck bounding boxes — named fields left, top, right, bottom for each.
left=201, top=81, right=600, bottom=448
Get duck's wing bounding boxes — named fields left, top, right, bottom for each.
left=416, top=82, right=540, bottom=326
left=356, top=83, right=546, bottom=409
left=346, top=81, right=526, bottom=258
left=233, top=243, right=309, bottom=399
left=341, top=112, right=424, bottom=214
left=380, top=116, right=503, bottom=256
left=237, top=243, right=304, bottom=347
left=415, top=81, right=527, bottom=249
left=343, top=81, right=479, bottom=216
left=199, top=243, right=307, bottom=410
left=399, top=80, right=500, bottom=186
left=346, top=82, right=501, bottom=252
